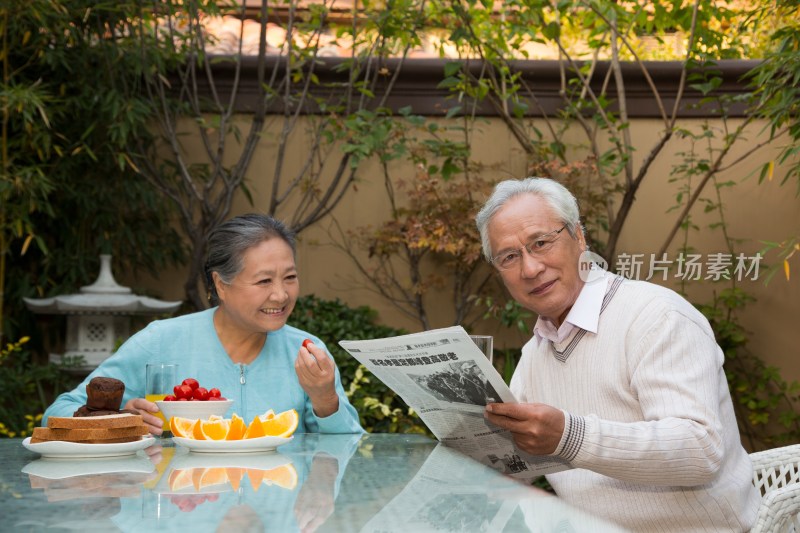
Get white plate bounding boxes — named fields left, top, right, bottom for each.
left=172, top=435, right=292, bottom=454
left=22, top=436, right=157, bottom=458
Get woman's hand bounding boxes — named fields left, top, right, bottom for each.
left=484, top=402, right=565, bottom=455
left=295, top=341, right=339, bottom=418
left=124, top=397, right=164, bottom=435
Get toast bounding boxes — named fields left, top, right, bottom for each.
left=34, top=413, right=150, bottom=444
left=32, top=425, right=148, bottom=443
left=30, top=434, right=144, bottom=444
left=47, top=413, right=143, bottom=430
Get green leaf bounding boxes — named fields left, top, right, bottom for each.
left=541, top=21, right=560, bottom=41
left=443, top=62, right=462, bottom=77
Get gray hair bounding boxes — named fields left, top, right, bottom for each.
left=475, top=177, right=581, bottom=261
left=205, top=214, right=296, bottom=305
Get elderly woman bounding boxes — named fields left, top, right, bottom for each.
left=44, top=214, right=363, bottom=435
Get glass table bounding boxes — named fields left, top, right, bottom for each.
left=1, top=433, right=627, bottom=532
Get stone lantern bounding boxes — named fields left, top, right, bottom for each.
left=24, top=254, right=182, bottom=370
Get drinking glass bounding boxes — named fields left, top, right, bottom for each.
left=146, top=363, right=179, bottom=432
left=469, top=335, right=494, bottom=363
left=141, top=490, right=177, bottom=520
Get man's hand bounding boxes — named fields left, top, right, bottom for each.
left=124, top=397, right=164, bottom=435
left=295, top=341, right=339, bottom=418
left=484, top=402, right=565, bottom=456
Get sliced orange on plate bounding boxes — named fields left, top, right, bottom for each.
left=171, top=409, right=298, bottom=440
left=170, top=416, right=197, bottom=438
left=226, top=414, right=246, bottom=441
left=191, top=419, right=206, bottom=440
left=260, top=409, right=299, bottom=438
left=243, top=417, right=266, bottom=439
left=200, top=418, right=230, bottom=440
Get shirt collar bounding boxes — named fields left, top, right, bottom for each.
left=533, top=274, right=608, bottom=343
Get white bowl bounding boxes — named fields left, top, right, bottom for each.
left=155, top=399, right=233, bottom=422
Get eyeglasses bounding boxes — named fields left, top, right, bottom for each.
left=489, top=224, right=569, bottom=271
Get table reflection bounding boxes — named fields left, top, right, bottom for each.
left=326, top=436, right=626, bottom=533
left=11, top=434, right=628, bottom=532
left=19, top=454, right=155, bottom=530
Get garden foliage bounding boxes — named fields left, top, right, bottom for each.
left=0, top=338, right=81, bottom=438
left=289, top=295, right=429, bottom=435
left=0, top=1, right=185, bottom=345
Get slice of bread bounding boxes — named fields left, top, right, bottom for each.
left=36, top=413, right=150, bottom=445
left=32, top=425, right=148, bottom=442
left=47, top=413, right=143, bottom=430
left=29, top=434, right=144, bottom=445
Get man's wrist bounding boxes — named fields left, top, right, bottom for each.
left=554, top=410, right=585, bottom=462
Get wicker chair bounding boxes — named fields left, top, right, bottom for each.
left=750, top=444, right=800, bottom=533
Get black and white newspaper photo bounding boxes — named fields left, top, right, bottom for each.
left=339, top=326, right=569, bottom=481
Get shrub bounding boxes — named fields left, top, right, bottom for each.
left=289, top=295, right=429, bottom=434
left=0, top=337, right=81, bottom=438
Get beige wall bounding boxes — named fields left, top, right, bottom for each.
left=123, top=116, right=800, bottom=383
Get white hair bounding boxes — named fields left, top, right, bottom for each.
left=475, top=177, right=581, bottom=260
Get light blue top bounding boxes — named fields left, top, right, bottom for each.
left=43, top=308, right=364, bottom=433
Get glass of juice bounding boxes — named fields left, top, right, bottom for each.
left=146, top=363, right=179, bottom=435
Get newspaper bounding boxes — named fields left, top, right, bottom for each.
left=338, top=326, right=570, bottom=482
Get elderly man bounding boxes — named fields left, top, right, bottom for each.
left=477, top=177, right=759, bottom=532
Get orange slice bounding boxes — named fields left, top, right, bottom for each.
left=170, top=416, right=197, bottom=439
left=243, top=417, right=266, bottom=439
left=226, top=414, right=246, bottom=441
left=191, top=419, right=206, bottom=440
left=258, top=409, right=275, bottom=422
left=260, top=409, right=299, bottom=438
left=200, top=418, right=230, bottom=440
left=262, top=464, right=298, bottom=490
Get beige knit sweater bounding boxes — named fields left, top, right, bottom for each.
left=510, top=274, right=760, bottom=532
